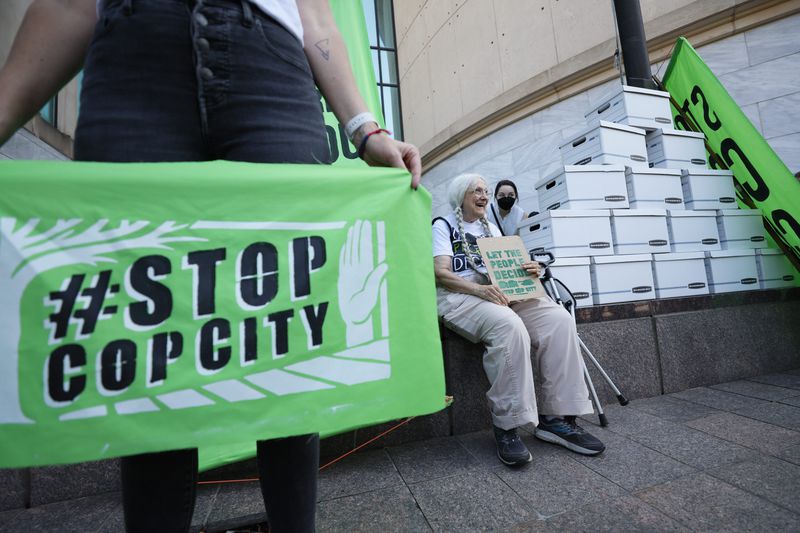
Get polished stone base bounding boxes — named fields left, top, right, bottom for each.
left=432, top=288, right=800, bottom=433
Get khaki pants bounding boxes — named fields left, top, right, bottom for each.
left=437, top=275, right=592, bottom=430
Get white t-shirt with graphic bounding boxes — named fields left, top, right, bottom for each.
left=432, top=214, right=501, bottom=278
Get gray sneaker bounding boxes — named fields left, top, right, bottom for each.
left=535, top=416, right=605, bottom=456
left=493, top=426, right=533, bottom=466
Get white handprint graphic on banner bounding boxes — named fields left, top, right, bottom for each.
left=337, top=220, right=389, bottom=356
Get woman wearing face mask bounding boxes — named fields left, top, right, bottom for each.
left=489, top=179, right=527, bottom=236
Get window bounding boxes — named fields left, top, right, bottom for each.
left=362, top=0, right=403, bottom=140
left=39, top=97, right=57, bottom=126
left=39, top=70, right=82, bottom=129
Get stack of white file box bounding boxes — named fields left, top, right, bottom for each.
left=519, top=83, right=795, bottom=306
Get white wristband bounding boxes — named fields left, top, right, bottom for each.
left=344, top=112, right=377, bottom=142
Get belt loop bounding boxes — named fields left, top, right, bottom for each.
left=122, top=0, right=133, bottom=15
left=241, top=0, right=254, bottom=27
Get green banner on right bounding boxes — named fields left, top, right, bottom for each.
left=663, top=37, right=800, bottom=265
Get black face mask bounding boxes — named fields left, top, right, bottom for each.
left=497, top=196, right=516, bottom=210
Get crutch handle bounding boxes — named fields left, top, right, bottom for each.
left=529, top=250, right=555, bottom=266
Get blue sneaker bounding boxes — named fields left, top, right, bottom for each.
left=493, top=426, right=533, bottom=466
left=535, top=416, right=605, bottom=456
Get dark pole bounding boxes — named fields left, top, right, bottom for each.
left=613, top=0, right=656, bottom=89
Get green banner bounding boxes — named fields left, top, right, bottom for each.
left=0, top=160, right=445, bottom=469
left=326, top=1, right=384, bottom=166
left=663, top=37, right=800, bottom=268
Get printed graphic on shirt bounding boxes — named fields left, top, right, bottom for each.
left=448, top=226, right=491, bottom=273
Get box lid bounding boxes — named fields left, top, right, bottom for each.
left=653, top=251, right=705, bottom=261
left=586, top=85, right=670, bottom=113
left=716, top=209, right=761, bottom=217
left=705, top=249, right=756, bottom=258
left=612, top=208, right=666, bottom=217
left=756, top=248, right=784, bottom=256
left=598, top=120, right=648, bottom=135
left=667, top=210, right=717, bottom=217
left=551, top=257, right=591, bottom=266
left=536, top=164, right=626, bottom=188
left=537, top=209, right=611, bottom=219
left=624, top=166, right=682, bottom=177
left=591, top=253, right=652, bottom=264
left=560, top=121, right=646, bottom=149
left=646, top=129, right=705, bottom=140
left=680, top=168, right=734, bottom=177
left=618, top=85, right=671, bottom=98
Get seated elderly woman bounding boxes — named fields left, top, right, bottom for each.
left=432, top=173, right=605, bottom=466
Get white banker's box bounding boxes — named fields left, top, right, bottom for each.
left=646, top=129, right=707, bottom=169
left=611, top=209, right=670, bottom=254
left=590, top=254, right=655, bottom=304
left=520, top=210, right=613, bottom=258
left=681, top=169, right=737, bottom=210
left=549, top=256, right=593, bottom=308
left=535, top=165, right=629, bottom=211
left=716, top=209, right=766, bottom=249
left=559, top=121, right=648, bottom=167
left=585, top=85, right=673, bottom=131
left=652, top=252, right=709, bottom=298
left=625, top=166, right=685, bottom=209
left=667, top=210, right=721, bottom=252
left=704, top=249, right=759, bottom=294
left=756, top=248, right=797, bottom=289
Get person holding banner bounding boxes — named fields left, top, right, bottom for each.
left=0, top=0, right=421, bottom=531
left=432, top=174, right=605, bottom=466
left=489, top=179, right=528, bottom=236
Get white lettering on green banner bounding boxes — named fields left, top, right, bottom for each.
left=0, top=161, right=445, bottom=469
left=663, top=37, right=800, bottom=270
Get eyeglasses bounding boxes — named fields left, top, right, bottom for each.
left=469, top=187, right=492, bottom=198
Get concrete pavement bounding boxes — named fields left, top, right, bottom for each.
left=2, top=369, right=799, bottom=532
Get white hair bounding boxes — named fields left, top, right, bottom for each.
left=447, top=173, right=492, bottom=277
left=447, top=173, right=485, bottom=210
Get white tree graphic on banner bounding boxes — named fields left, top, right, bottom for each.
left=0, top=218, right=203, bottom=424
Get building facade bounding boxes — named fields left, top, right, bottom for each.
left=393, top=0, right=800, bottom=217
left=2, top=1, right=798, bottom=216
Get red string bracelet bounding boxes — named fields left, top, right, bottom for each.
left=357, top=128, right=391, bottom=159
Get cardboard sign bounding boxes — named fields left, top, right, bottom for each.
left=477, top=236, right=547, bottom=301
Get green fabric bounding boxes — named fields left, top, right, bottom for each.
left=663, top=37, right=800, bottom=268
left=0, top=160, right=445, bottom=469
left=326, top=0, right=384, bottom=166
